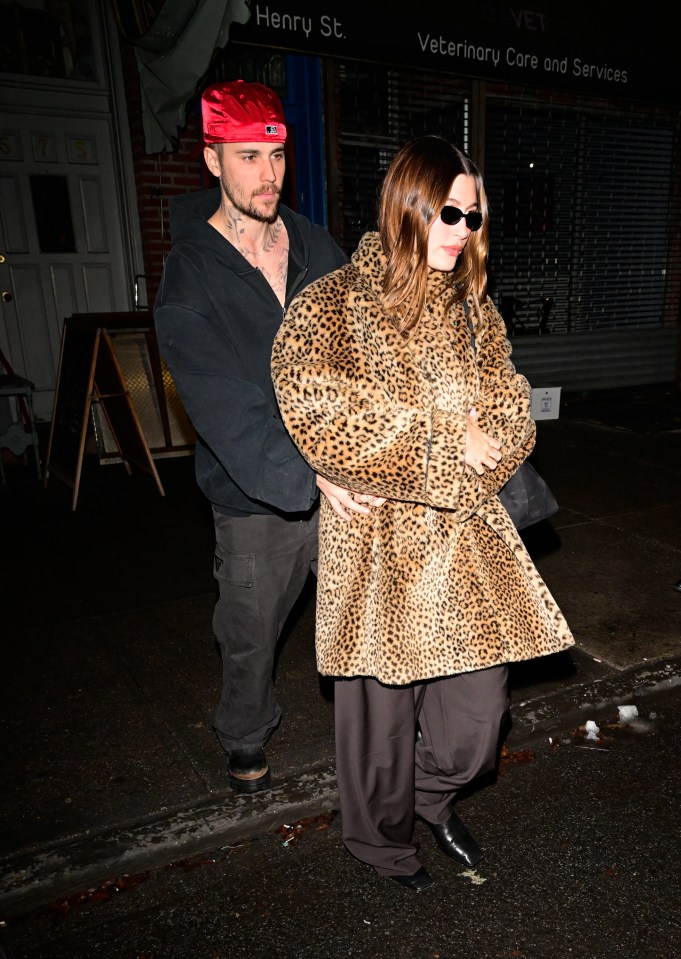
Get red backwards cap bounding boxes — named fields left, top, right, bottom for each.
left=201, top=80, right=287, bottom=145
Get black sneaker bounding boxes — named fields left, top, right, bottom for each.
left=228, top=746, right=271, bottom=794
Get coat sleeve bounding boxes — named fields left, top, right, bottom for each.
left=272, top=275, right=496, bottom=514
left=468, top=298, right=537, bottom=496
left=155, top=253, right=317, bottom=512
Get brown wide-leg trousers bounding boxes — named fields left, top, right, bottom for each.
left=334, top=666, right=509, bottom=877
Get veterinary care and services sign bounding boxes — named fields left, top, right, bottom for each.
left=228, top=0, right=676, bottom=104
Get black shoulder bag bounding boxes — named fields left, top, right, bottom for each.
left=464, top=300, right=559, bottom=530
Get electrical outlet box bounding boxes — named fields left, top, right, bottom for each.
left=531, top=387, right=561, bottom=420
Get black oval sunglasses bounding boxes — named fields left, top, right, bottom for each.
left=440, top=206, right=483, bottom=231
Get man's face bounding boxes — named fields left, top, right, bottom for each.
left=204, top=142, right=286, bottom=224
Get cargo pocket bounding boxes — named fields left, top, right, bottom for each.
left=214, top=549, right=255, bottom=588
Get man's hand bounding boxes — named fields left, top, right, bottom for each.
left=316, top=475, right=387, bottom=522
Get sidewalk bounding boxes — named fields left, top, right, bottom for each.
left=1, top=385, right=680, bottom=918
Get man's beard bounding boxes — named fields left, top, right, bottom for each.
left=220, top=176, right=280, bottom=224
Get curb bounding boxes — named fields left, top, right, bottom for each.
left=2, top=657, right=680, bottom=919
left=0, top=766, right=340, bottom=920
left=505, top=656, right=681, bottom=747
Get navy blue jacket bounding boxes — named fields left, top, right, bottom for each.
left=154, top=188, right=348, bottom=515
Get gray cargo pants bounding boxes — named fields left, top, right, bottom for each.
left=211, top=507, right=319, bottom=752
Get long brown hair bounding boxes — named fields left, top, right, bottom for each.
left=377, top=135, right=489, bottom=334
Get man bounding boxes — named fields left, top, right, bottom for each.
left=154, top=80, right=366, bottom=794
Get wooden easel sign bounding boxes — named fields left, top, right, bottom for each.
left=43, top=315, right=164, bottom=510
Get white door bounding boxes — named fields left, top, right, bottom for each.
left=0, top=112, right=132, bottom=421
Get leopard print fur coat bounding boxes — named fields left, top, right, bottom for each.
left=272, top=231, right=575, bottom=684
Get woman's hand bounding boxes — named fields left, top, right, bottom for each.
left=465, top=407, right=503, bottom=476
left=316, top=475, right=387, bottom=522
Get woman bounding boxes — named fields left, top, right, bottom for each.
left=271, top=136, right=574, bottom=892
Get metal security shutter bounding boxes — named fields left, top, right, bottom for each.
left=485, top=100, right=577, bottom=336
left=328, top=62, right=471, bottom=254
left=572, top=115, right=675, bottom=331
left=485, top=95, right=680, bottom=336
left=485, top=93, right=681, bottom=387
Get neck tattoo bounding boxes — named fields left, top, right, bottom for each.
left=235, top=216, right=284, bottom=259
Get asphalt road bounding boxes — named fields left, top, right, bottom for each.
left=3, top=680, right=679, bottom=959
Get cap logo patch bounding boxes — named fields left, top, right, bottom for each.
left=265, top=124, right=279, bottom=136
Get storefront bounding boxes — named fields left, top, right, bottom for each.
left=123, top=0, right=681, bottom=390
left=1, top=0, right=679, bottom=412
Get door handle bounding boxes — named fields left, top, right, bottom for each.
left=2, top=291, right=12, bottom=302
